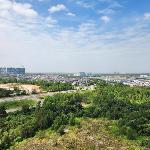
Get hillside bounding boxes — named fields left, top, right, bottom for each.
left=1, top=81, right=150, bottom=150
left=10, top=119, right=142, bottom=150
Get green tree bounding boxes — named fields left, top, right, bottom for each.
left=21, top=104, right=30, bottom=114
left=0, top=105, right=7, bottom=117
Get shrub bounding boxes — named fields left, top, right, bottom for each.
left=21, top=104, right=30, bottom=114
left=141, top=139, right=150, bottom=148
left=126, top=127, right=137, bottom=140
left=57, top=125, right=66, bottom=136
left=0, top=105, right=7, bottom=117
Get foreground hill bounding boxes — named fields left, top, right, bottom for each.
left=10, top=119, right=142, bottom=150
left=1, top=81, right=149, bottom=150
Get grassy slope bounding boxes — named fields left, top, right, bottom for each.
left=10, top=118, right=144, bottom=150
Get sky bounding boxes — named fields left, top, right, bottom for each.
left=0, top=0, right=150, bottom=73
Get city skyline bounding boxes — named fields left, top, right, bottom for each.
left=0, top=0, right=150, bottom=73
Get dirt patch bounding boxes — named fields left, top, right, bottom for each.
left=0, top=83, right=41, bottom=94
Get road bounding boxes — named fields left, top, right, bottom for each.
left=0, top=90, right=76, bottom=103
left=0, top=90, right=76, bottom=113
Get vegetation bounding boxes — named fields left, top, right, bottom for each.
left=0, top=93, right=83, bottom=150
left=10, top=119, right=142, bottom=150
left=0, top=88, right=13, bottom=98
left=0, top=78, right=18, bottom=84
left=0, top=99, right=36, bottom=109
left=36, top=80, right=73, bottom=92
left=0, top=88, right=27, bottom=98
left=0, top=81, right=150, bottom=149
left=84, top=82, right=150, bottom=148
left=0, top=105, right=7, bottom=117
left=0, top=77, right=73, bottom=92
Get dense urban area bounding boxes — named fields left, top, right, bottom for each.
left=0, top=68, right=150, bottom=150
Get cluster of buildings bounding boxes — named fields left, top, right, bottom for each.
left=73, top=72, right=87, bottom=77
left=73, top=72, right=94, bottom=77
left=99, top=74, right=150, bottom=87
left=22, top=73, right=93, bottom=87
left=122, top=79, right=150, bottom=87
left=0, top=68, right=150, bottom=87
left=0, top=67, right=25, bottom=75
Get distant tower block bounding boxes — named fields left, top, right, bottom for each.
left=7, top=67, right=25, bottom=75
left=0, top=67, right=7, bottom=74
left=0, top=67, right=25, bottom=75
left=74, top=72, right=86, bottom=77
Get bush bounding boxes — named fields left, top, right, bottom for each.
left=57, top=125, right=66, bottom=136
left=126, top=127, right=137, bottom=140
left=69, top=114, right=76, bottom=126
left=0, top=105, right=7, bottom=117
left=141, top=139, right=150, bottom=148
left=52, top=115, right=69, bottom=131
left=21, top=125, right=35, bottom=138
left=21, top=104, right=30, bottom=114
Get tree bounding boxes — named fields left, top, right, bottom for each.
left=57, top=125, right=65, bottom=136
left=69, top=113, right=75, bottom=126
left=35, top=108, right=52, bottom=129
left=35, top=101, right=41, bottom=115
left=0, top=105, right=7, bottom=117
left=21, top=104, right=30, bottom=114
left=21, top=125, right=35, bottom=138
left=126, top=127, right=137, bottom=140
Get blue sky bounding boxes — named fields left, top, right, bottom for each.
left=0, top=0, right=150, bottom=73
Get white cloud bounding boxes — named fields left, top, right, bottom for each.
left=97, top=0, right=122, bottom=17
left=13, top=3, right=38, bottom=17
left=0, top=1, right=150, bottom=72
left=0, top=0, right=38, bottom=18
left=45, top=16, right=57, bottom=27
left=98, top=0, right=122, bottom=8
left=76, top=1, right=94, bottom=8
left=38, top=0, right=45, bottom=1
left=98, top=0, right=113, bottom=2
left=100, top=16, right=110, bottom=23
left=109, top=1, right=122, bottom=8
left=144, top=13, right=150, bottom=20
left=0, top=17, right=150, bottom=72
left=67, top=12, right=76, bottom=17
left=98, top=8, right=115, bottom=15
left=0, top=0, right=11, bottom=10
left=48, top=4, right=67, bottom=13
left=0, top=0, right=56, bottom=34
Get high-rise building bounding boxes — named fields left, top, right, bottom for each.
left=0, top=67, right=7, bottom=74
left=74, top=72, right=86, bottom=77
left=0, top=67, right=25, bottom=75
left=7, top=67, right=25, bottom=75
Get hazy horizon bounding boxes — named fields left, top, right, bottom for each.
left=0, top=0, right=150, bottom=73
